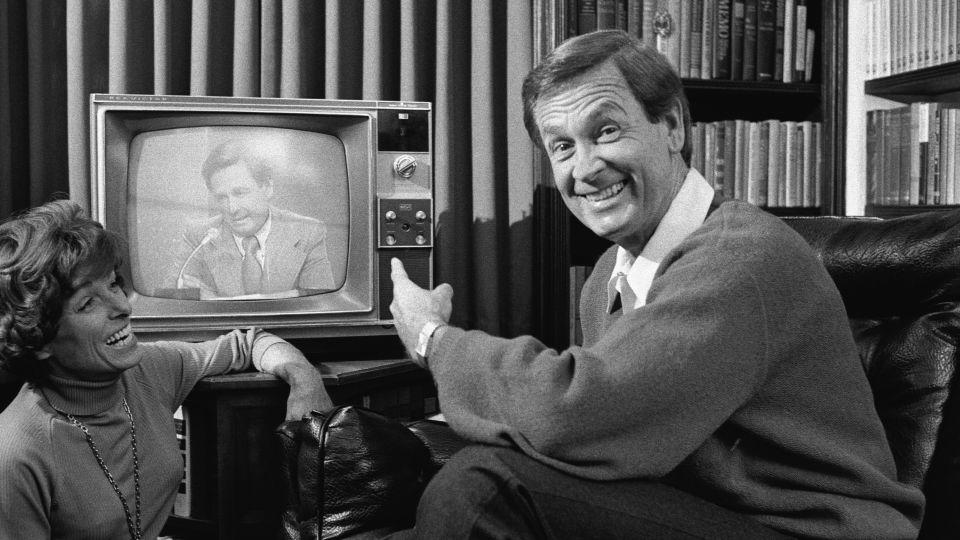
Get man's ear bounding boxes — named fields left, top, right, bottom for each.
left=663, top=98, right=686, bottom=154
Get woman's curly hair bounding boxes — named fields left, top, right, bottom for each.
left=0, top=200, right=124, bottom=383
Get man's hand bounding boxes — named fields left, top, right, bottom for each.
left=259, top=342, right=334, bottom=420
left=390, top=258, right=453, bottom=364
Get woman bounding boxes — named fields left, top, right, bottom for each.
left=0, top=200, right=332, bottom=539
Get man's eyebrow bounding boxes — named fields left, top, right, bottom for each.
left=582, top=100, right=627, bottom=124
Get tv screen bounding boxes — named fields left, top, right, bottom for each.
left=127, top=126, right=349, bottom=300
left=89, top=94, right=434, bottom=341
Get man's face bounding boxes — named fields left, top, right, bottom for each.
left=44, top=270, right=141, bottom=382
left=208, top=163, right=273, bottom=237
left=534, top=61, right=685, bottom=254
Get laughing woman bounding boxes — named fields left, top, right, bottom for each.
left=0, top=200, right=333, bottom=539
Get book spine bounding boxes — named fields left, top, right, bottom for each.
left=690, top=0, right=704, bottom=78
left=722, top=119, right=737, bottom=197
left=742, top=0, right=758, bottom=80
left=774, top=0, right=786, bottom=80
left=801, top=120, right=815, bottom=207
left=734, top=119, right=749, bottom=199
left=731, top=0, right=746, bottom=79
left=814, top=122, right=822, bottom=207
left=701, top=0, right=716, bottom=79
left=793, top=0, right=807, bottom=81
left=598, top=0, right=618, bottom=29
left=782, top=0, right=794, bottom=82
left=580, top=0, right=599, bottom=34
left=643, top=0, right=658, bottom=47
left=704, top=122, right=717, bottom=186
left=756, top=0, right=776, bottom=80
left=616, top=0, right=630, bottom=29
left=715, top=0, right=733, bottom=78
left=657, top=0, right=683, bottom=71
left=883, top=108, right=900, bottom=204
left=928, top=102, right=941, bottom=204
left=568, top=0, right=580, bottom=38
left=866, top=109, right=879, bottom=205
left=783, top=120, right=797, bottom=206
left=804, top=28, right=815, bottom=82
left=680, top=0, right=693, bottom=77
left=756, top=121, right=770, bottom=206
left=766, top=120, right=782, bottom=207
left=628, top=0, right=644, bottom=38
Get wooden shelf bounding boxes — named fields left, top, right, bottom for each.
left=864, top=61, right=960, bottom=102
left=683, top=79, right=820, bottom=94
left=865, top=204, right=960, bottom=219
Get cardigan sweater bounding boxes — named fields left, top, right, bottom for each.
left=429, top=199, right=924, bottom=539
left=0, top=329, right=283, bottom=539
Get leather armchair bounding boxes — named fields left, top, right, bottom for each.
left=278, top=209, right=960, bottom=540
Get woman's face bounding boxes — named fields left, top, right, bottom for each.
left=43, top=269, right=141, bottom=381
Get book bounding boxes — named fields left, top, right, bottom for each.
left=704, top=122, right=717, bottom=186
left=865, top=109, right=882, bottom=205
left=766, top=119, right=783, bottom=207
left=776, top=122, right=788, bottom=205
left=579, top=0, right=599, bottom=33
left=750, top=121, right=770, bottom=206
left=643, top=0, right=658, bottom=47
left=792, top=122, right=804, bottom=205
left=680, top=0, right=693, bottom=76
left=657, top=0, right=683, bottom=71
left=782, top=0, right=794, bottom=82
left=598, top=0, right=618, bottom=29
left=813, top=122, right=822, bottom=207
left=794, top=0, right=807, bottom=81
left=742, top=0, right=758, bottom=80
left=616, top=0, right=630, bottom=29
left=801, top=120, right=815, bottom=207
left=756, top=0, right=776, bottom=80
left=734, top=119, right=749, bottom=199
left=690, top=0, right=704, bottom=78
left=628, top=0, right=644, bottom=38
left=722, top=120, right=737, bottom=197
left=804, top=28, right=815, bottom=82
left=731, top=0, right=746, bottom=79
left=927, top=102, right=941, bottom=204
left=715, top=0, right=733, bottom=78
left=568, top=0, right=580, bottom=37
left=701, top=0, right=716, bottom=79
left=774, top=0, right=786, bottom=80
left=783, top=120, right=798, bottom=206
left=883, top=108, right=901, bottom=204
left=908, top=102, right=921, bottom=205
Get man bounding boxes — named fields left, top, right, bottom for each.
left=171, top=139, right=335, bottom=299
left=389, top=31, right=923, bottom=538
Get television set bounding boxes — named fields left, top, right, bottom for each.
left=89, top=93, right=434, bottom=342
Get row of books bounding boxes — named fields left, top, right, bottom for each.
left=562, top=0, right=816, bottom=82
left=864, top=0, right=958, bottom=80
left=690, top=119, right=822, bottom=208
left=865, top=103, right=960, bottom=207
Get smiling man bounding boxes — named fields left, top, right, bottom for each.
left=170, top=139, right=335, bottom=299
left=388, top=30, right=923, bottom=539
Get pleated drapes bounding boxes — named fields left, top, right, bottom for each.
left=0, top=0, right=535, bottom=338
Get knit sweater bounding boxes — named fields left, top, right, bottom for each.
left=0, top=328, right=283, bottom=539
left=429, top=200, right=924, bottom=539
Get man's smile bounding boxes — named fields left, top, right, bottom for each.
left=579, top=180, right=627, bottom=203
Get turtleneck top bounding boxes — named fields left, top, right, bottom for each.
left=0, top=328, right=283, bottom=539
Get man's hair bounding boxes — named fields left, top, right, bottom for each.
left=522, top=30, right=692, bottom=166
left=201, top=139, right=274, bottom=190
left=0, top=200, right=124, bottom=383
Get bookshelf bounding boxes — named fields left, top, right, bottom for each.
left=532, top=0, right=846, bottom=348
left=864, top=59, right=960, bottom=218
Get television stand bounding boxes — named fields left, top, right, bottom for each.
left=161, top=358, right=437, bottom=540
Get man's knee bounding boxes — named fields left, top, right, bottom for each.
left=420, top=445, right=519, bottom=505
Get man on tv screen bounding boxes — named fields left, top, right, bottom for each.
left=169, top=139, right=335, bottom=299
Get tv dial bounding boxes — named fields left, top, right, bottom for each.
left=379, top=198, right=431, bottom=248
left=384, top=210, right=397, bottom=221
left=393, top=155, right=418, bottom=178
left=415, top=210, right=427, bottom=222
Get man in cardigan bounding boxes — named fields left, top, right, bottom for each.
left=389, top=30, right=924, bottom=538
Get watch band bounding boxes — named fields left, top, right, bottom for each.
left=415, top=320, right=446, bottom=362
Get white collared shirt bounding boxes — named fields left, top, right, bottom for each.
left=606, top=168, right=716, bottom=312
left=233, top=211, right=272, bottom=269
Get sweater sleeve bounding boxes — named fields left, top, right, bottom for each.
left=0, top=412, right=52, bottom=538
left=138, top=328, right=286, bottom=411
left=429, top=228, right=776, bottom=480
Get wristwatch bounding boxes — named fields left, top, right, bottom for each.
left=415, top=320, right=447, bottom=363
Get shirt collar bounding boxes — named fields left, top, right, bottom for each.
left=606, top=168, right=715, bottom=312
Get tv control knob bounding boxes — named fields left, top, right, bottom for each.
left=384, top=210, right=397, bottom=222
left=385, top=234, right=397, bottom=246
left=415, top=210, right=427, bottom=222
left=415, top=234, right=427, bottom=245
left=393, top=155, right=418, bottom=178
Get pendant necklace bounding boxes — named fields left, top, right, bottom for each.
left=64, top=396, right=143, bottom=540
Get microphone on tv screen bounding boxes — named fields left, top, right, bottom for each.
left=176, top=228, right=220, bottom=290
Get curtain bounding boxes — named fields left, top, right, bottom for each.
left=0, top=0, right=535, bottom=339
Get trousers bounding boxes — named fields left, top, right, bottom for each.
left=388, top=444, right=792, bottom=540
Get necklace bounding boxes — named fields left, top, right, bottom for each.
left=64, top=397, right=143, bottom=540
